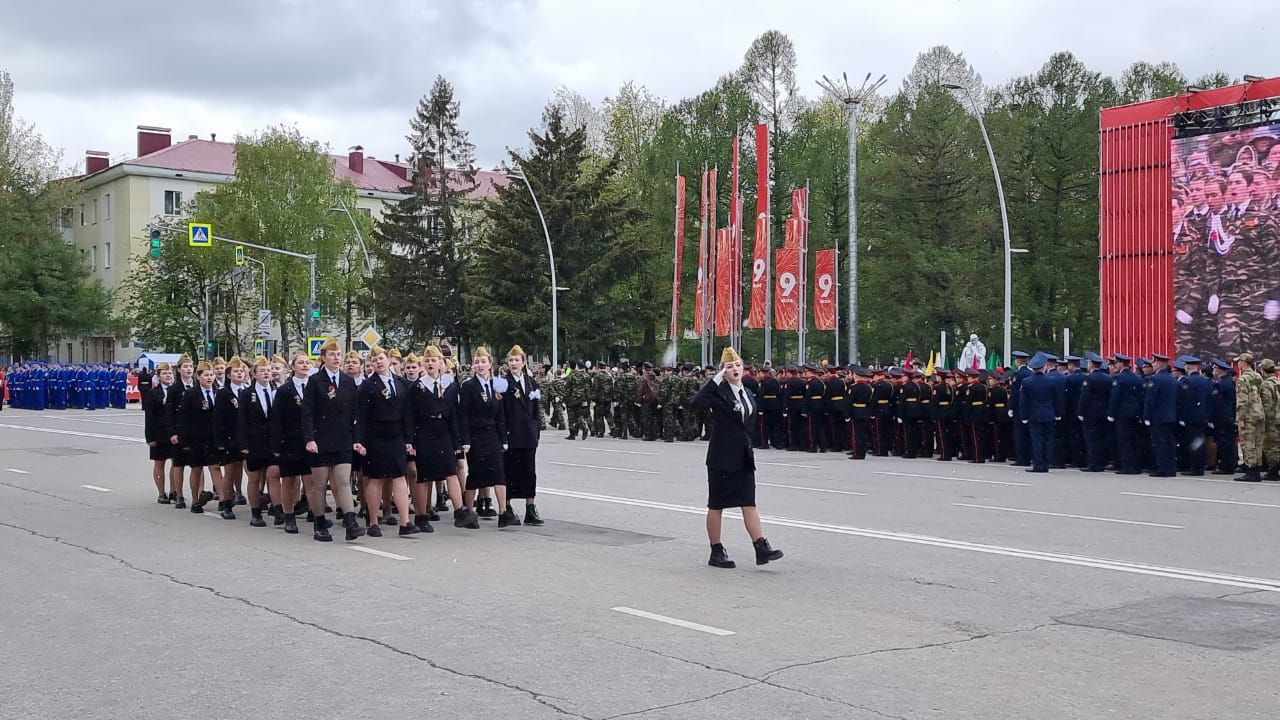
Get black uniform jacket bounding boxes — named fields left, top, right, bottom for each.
left=691, top=379, right=757, bottom=473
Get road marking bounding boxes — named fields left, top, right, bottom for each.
left=1122, top=492, right=1280, bottom=509
left=953, top=503, right=1182, bottom=529
left=1197, top=478, right=1280, bottom=489
left=348, top=546, right=411, bottom=561
left=758, top=461, right=822, bottom=469
left=546, top=461, right=661, bottom=475
left=581, top=447, right=660, bottom=456
left=33, top=416, right=144, bottom=428
left=611, top=607, right=735, bottom=636
left=537, top=487, right=1280, bottom=592
left=6, top=468, right=29, bottom=474
left=81, top=484, right=113, bottom=493
left=758, top=482, right=867, bottom=496
left=0, top=423, right=142, bottom=443
left=875, top=471, right=1031, bottom=487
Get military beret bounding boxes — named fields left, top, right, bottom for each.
left=1012, top=350, right=1030, bottom=359
left=641, top=362, right=653, bottom=370
left=1152, top=352, right=1170, bottom=361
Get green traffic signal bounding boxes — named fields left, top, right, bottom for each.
left=149, top=229, right=162, bottom=258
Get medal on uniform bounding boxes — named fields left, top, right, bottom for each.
left=327, top=384, right=337, bottom=400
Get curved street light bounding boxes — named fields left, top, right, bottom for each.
left=507, top=164, right=559, bottom=371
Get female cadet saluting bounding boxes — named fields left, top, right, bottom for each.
left=691, top=346, right=784, bottom=569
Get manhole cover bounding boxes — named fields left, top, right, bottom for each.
left=1056, top=596, right=1280, bottom=651
left=29, top=447, right=98, bottom=457
left=520, top=521, right=671, bottom=546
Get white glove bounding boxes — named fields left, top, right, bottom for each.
left=713, top=369, right=726, bottom=385
left=529, top=389, right=541, bottom=400
left=1007, top=409, right=1013, bottom=418
left=1144, top=419, right=1151, bottom=426
left=1077, top=416, right=1084, bottom=421
left=1178, top=420, right=1186, bottom=426
left=1107, top=416, right=1114, bottom=422
left=1055, top=417, right=1061, bottom=421
left=1266, top=300, right=1280, bottom=321
left=897, top=418, right=904, bottom=424
left=1208, top=422, right=1215, bottom=429
left=492, top=377, right=509, bottom=393
left=440, top=373, right=454, bottom=388
left=1207, top=294, right=1220, bottom=314
left=502, top=443, right=509, bottom=451
left=1176, top=309, right=1193, bottom=325
left=1021, top=419, right=1028, bottom=424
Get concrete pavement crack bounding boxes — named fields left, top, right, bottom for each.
left=0, top=520, right=590, bottom=720
left=597, top=682, right=756, bottom=720
left=1216, top=589, right=1267, bottom=600
left=0, top=478, right=95, bottom=507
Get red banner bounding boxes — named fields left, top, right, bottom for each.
left=782, top=216, right=800, bottom=249
left=755, top=123, right=768, bottom=217
left=791, top=187, right=808, bottom=251
left=714, top=228, right=732, bottom=336
left=813, top=249, right=836, bottom=331
left=748, top=214, right=768, bottom=329
left=669, top=174, right=686, bottom=341
left=694, top=172, right=708, bottom=335
left=774, top=248, right=800, bottom=330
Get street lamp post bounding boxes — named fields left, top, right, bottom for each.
left=943, top=82, right=1014, bottom=368
left=509, top=165, right=559, bottom=370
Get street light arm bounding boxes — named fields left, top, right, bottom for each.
left=513, top=165, right=559, bottom=370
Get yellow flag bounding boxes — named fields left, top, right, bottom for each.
left=925, top=351, right=936, bottom=376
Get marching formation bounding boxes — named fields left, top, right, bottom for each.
left=2, top=362, right=130, bottom=410
left=141, top=342, right=546, bottom=542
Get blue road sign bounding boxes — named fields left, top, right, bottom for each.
left=189, top=223, right=212, bottom=247
left=308, top=337, right=326, bottom=357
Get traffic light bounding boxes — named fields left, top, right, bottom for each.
left=234, top=245, right=245, bottom=266
left=149, top=229, right=162, bottom=259
left=309, top=301, right=321, bottom=330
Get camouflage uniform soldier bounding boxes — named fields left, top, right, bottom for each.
left=637, top=363, right=660, bottom=440
left=589, top=367, right=610, bottom=438
left=1261, top=359, right=1280, bottom=480
left=1234, top=353, right=1266, bottom=482
left=659, top=368, right=681, bottom=442
left=611, top=366, right=638, bottom=439
left=677, top=365, right=698, bottom=440
left=547, top=374, right=567, bottom=430
left=563, top=363, right=591, bottom=440
left=1218, top=172, right=1280, bottom=354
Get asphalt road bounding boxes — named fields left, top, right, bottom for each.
left=2, top=407, right=1279, bottom=719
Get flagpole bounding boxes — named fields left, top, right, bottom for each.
left=833, top=243, right=840, bottom=367
left=798, top=180, right=810, bottom=365
left=700, top=164, right=710, bottom=367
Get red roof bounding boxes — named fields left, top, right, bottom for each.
left=90, top=137, right=505, bottom=199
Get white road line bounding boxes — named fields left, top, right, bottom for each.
left=875, top=471, right=1031, bottom=487
left=758, top=461, right=822, bottom=469
left=581, top=447, right=660, bottom=456
left=537, top=487, right=1280, bottom=592
left=0, top=423, right=142, bottom=443
left=758, top=482, right=867, bottom=497
left=611, top=607, right=735, bottom=636
left=953, top=503, right=1182, bottom=529
left=1197, top=478, right=1280, bottom=489
left=33, top=416, right=144, bottom=428
left=348, top=546, right=411, bottom=561
left=546, top=461, right=661, bottom=475
left=1122, top=492, right=1280, bottom=509
left=81, top=484, right=113, bottom=493
left=6, top=468, right=29, bottom=474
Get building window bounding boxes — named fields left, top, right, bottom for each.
left=164, top=190, right=183, bottom=215
left=80, top=204, right=86, bottom=226
left=104, top=242, right=111, bottom=269
left=91, top=198, right=98, bottom=224
left=90, top=245, right=98, bottom=271
left=104, top=193, right=111, bottom=220
left=59, top=208, right=74, bottom=230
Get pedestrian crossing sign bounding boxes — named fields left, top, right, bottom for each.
left=254, top=338, right=264, bottom=355
left=188, top=223, right=213, bottom=247
left=308, top=337, right=326, bottom=358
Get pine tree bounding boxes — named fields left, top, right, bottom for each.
left=372, top=75, right=477, bottom=348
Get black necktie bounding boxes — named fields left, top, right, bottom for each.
left=387, top=378, right=395, bottom=398
left=738, top=388, right=750, bottom=423
left=205, top=390, right=213, bottom=406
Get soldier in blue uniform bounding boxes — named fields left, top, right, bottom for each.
left=1078, top=352, right=1112, bottom=472
left=1019, top=353, right=1062, bottom=473
left=1108, top=354, right=1145, bottom=474
left=80, top=365, right=95, bottom=410
left=1177, top=356, right=1213, bottom=476
left=1062, top=356, right=1086, bottom=467
left=1042, top=354, right=1068, bottom=468
left=1211, top=358, right=1237, bottom=475
left=31, top=364, right=47, bottom=411
left=1143, top=353, right=1179, bottom=477
left=1008, top=350, right=1032, bottom=465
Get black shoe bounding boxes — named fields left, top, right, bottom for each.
left=399, top=524, right=420, bottom=537
left=434, top=496, right=450, bottom=513
left=293, top=499, right=309, bottom=515
left=1266, top=470, right=1280, bottom=482
left=174, top=496, right=186, bottom=510
left=219, top=501, right=236, bottom=520
left=753, top=537, right=784, bottom=565
left=190, top=504, right=204, bottom=514
left=313, top=521, right=332, bottom=542
left=498, top=509, right=521, bottom=527
left=343, top=513, right=365, bottom=541
left=477, top=499, right=498, bottom=518
left=708, top=544, right=736, bottom=569
left=565, top=434, right=577, bottom=440
left=168, top=491, right=177, bottom=502
left=1234, top=468, right=1262, bottom=482
left=272, top=505, right=285, bottom=525
left=249, top=513, right=267, bottom=528
left=235, top=494, right=247, bottom=506
left=157, top=493, right=171, bottom=504
left=284, top=514, right=298, bottom=534
left=524, top=505, right=545, bottom=526
left=426, top=510, right=441, bottom=522
left=198, top=490, right=215, bottom=505
left=454, top=508, right=480, bottom=529
left=414, top=516, right=435, bottom=533
left=366, top=524, right=383, bottom=538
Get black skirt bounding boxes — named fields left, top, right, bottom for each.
left=185, top=441, right=215, bottom=469
left=171, top=442, right=189, bottom=467
left=274, top=438, right=311, bottom=477
left=505, top=448, right=537, bottom=498
left=246, top=452, right=273, bottom=472
left=707, top=468, right=756, bottom=509
left=413, top=430, right=457, bottom=482
left=362, top=422, right=407, bottom=480
left=465, top=426, right=505, bottom=489
left=310, top=450, right=353, bottom=468
left=149, top=442, right=172, bottom=461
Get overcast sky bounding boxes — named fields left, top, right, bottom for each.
left=3, top=0, right=1273, bottom=171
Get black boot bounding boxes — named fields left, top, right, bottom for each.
left=414, top=514, right=435, bottom=533
left=366, top=522, right=383, bottom=538
left=1267, top=467, right=1280, bottom=482
left=1235, top=466, right=1263, bottom=482
left=398, top=523, right=420, bottom=536
left=434, top=494, right=449, bottom=512
left=524, top=504, right=544, bottom=526
left=219, top=500, right=236, bottom=520
left=173, top=496, right=186, bottom=509
left=498, top=507, right=521, bottom=527
left=343, top=512, right=365, bottom=541
left=249, top=508, right=266, bottom=528
left=708, top=543, right=736, bottom=569
left=157, top=492, right=171, bottom=504
left=313, top=516, right=332, bottom=542
left=293, top=498, right=309, bottom=515
left=454, top=507, right=480, bottom=529
left=235, top=494, right=247, bottom=506
left=284, top=513, right=299, bottom=534
left=753, top=537, right=784, bottom=565
left=271, top=504, right=285, bottom=525
left=478, top=498, right=498, bottom=518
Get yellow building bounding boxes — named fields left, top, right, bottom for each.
left=66, top=125, right=506, bottom=363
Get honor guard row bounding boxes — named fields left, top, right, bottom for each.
left=2, top=362, right=130, bottom=410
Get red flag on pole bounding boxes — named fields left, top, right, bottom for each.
left=748, top=213, right=768, bottom=329
left=774, top=248, right=800, bottom=330
left=755, top=123, right=769, bottom=218
left=813, top=249, right=836, bottom=331
left=669, top=174, right=686, bottom=341
left=905, top=349, right=914, bottom=369
left=714, top=228, right=732, bottom=337
left=694, top=172, right=708, bottom=335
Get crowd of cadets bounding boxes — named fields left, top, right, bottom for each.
left=1, top=363, right=130, bottom=410
left=542, top=350, right=1264, bottom=481
left=141, top=342, right=547, bottom=543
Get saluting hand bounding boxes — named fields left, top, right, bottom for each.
left=305, top=441, right=318, bottom=454
left=353, top=443, right=367, bottom=456
left=405, top=444, right=415, bottom=455
left=461, top=444, right=471, bottom=454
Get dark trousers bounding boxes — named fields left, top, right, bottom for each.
left=1115, top=418, right=1142, bottom=473
left=1029, top=420, right=1055, bottom=471
left=1013, top=418, right=1031, bottom=465
left=1082, top=419, right=1109, bottom=470
left=1063, top=418, right=1085, bottom=467
left=1149, top=422, right=1176, bottom=475
left=934, top=420, right=954, bottom=460
left=1182, top=423, right=1207, bottom=475
left=990, top=421, right=1010, bottom=462
left=850, top=418, right=871, bottom=459
left=874, top=415, right=893, bottom=456
left=1214, top=426, right=1238, bottom=472
left=764, top=410, right=785, bottom=449
left=902, top=418, right=921, bottom=458
left=788, top=413, right=809, bottom=451
left=810, top=413, right=830, bottom=451
left=968, top=421, right=987, bottom=462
